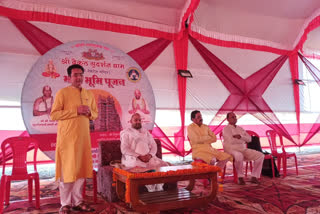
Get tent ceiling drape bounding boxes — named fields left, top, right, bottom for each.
left=3, top=0, right=320, bottom=53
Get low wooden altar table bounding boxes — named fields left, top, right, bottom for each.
left=113, top=164, right=220, bottom=213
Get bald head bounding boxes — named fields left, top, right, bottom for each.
left=130, top=113, right=142, bottom=129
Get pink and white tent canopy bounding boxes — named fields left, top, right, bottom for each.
left=2, top=0, right=320, bottom=54
left=1, top=0, right=320, bottom=155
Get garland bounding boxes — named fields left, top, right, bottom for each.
left=113, top=163, right=221, bottom=203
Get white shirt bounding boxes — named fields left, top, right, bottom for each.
left=222, top=124, right=251, bottom=152
left=120, top=127, right=160, bottom=168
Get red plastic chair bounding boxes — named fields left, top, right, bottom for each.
left=82, top=169, right=97, bottom=203
left=266, top=130, right=298, bottom=177
left=245, top=130, right=275, bottom=178
left=0, top=137, right=40, bottom=213
left=187, top=137, right=214, bottom=187
left=221, top=159, right=238, bottom=184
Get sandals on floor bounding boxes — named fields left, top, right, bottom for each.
left=72, top=202, right=95, bottom=212
left=59, top=205, right=72, bottom=214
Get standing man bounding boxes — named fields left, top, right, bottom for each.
left=50, top=64, right=98, bottom=214
left=222, top=112, right=264, bottom=185
left=187, top=110, right=232, bottom=169
left=120, top=113, right=168, bottom=192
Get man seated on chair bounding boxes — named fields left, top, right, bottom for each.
left=222, top=112, right=264, bottom=185
left=120, top=113, right=168, bottom=192
left=187, top=110, right=232, bottom=169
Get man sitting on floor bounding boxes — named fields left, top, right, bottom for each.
left=187, top=110, right=233, bottom=169
left=222, top=112, right=264, bottom=185
left=120, top=113, right=168, bottom=192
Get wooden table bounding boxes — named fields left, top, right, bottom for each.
left=113, top=164, right=219, bottom=213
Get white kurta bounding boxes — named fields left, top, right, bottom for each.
left=223, top=124, right=264, bottom=178
left=120, top=127, right=167, bottom=169
left=223, top=125, right=251, bottom=152
left=222, top=124, right=263, bottom=160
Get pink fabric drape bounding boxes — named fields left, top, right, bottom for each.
left=1, top=0, right=201, bottom=42
left=187, top=13, right=290, bottom=56
left=152, top=123, right=182, bottom=156
left=10, top=19, right=62, bottom=55
left=188, top=30, right=290, bottom=56
left=0, top=2, right=319, bottom=58
left=189, top=35, right=295, bottom=144
left=1, top=6, right=175, bottom=40
left=295, top=16, right=320, bottom=52
left=173, top=30, right=190, bottom=157
left=298, top=53, right=320, bottom=146
left=128, top=38, right=171, bottom=71
left=179, top=0, right=200, bottom=35
left=289, top=52, right=301, bottom=145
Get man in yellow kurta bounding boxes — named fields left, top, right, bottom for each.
left=187, top=110, right=232, bottom=169
left=50, top=64, right=98, bottom=214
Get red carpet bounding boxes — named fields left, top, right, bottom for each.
left=2, top=153, right=320, bottom=213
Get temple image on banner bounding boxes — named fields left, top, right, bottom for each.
left=91, top=95, right=122, bottom=132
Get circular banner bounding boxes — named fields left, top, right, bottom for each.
left=21, top=40, right=156, bottom=166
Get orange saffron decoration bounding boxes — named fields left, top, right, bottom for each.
left=112, top=171, right=116, bottom=182
left=125, top=178, right=130, bottom=202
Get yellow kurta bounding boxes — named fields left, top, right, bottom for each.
left=187, top=123, right=233, bottom=164
left=50, top=86, right=98, bottom=183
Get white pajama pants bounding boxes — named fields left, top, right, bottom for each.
left=59, top=175, right=85, bottom=207
left=231, top=151, right=264, bottom=178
